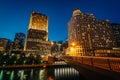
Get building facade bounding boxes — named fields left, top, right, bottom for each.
left=28, top=11, right=48, bottom=41
left=0, top=38, right=11, bottom=52
left=12, top=32, right=25, bottom=51
left=67, top=9, right=115, bottom=56
left=111, top=23, right=120, bottom=47
left=24, top=11, right=50, bottom=55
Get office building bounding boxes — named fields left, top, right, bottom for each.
left=24, top=11, right=50, bottom=55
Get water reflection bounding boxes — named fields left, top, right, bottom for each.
left=55, top=67, right=80, bottom=80
left=0, top=70, right=3, bottom=80
left=0, top=66, right=84, bottom=80
left=10, top=70, right=14, bottom=80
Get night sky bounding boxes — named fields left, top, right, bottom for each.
left=0, top=0, right=120, bottom=42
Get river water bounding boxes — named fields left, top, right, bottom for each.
left=0, top=66, right=85, bottom=80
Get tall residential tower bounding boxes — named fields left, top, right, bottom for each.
left=67, top=9, right=115, bottom=56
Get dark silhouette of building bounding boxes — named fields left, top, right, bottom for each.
left=12, top=32, right=25, bottom=52
left=0, top=38, right=11, bottom=52
left=51, top=41, right=58, bottom=54
left=58, top=40, right=63, bottom=51
left=111, top=23, right=120, bottom=47
left=63, top=41, right=68, bottom=49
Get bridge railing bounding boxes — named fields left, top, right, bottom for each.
left=63, top=56, right=120, bottom=72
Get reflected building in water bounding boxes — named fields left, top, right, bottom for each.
left=0, top=66, right=82, bottom=80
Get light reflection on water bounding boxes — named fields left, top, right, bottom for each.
left=0, top=66, right=84, bottom=80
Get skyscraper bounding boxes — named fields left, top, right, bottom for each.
left=67, top=9, right=115, bottom=56
left=12, top=32, right=25, bottom=51
left=24, top=11, right=50, bottom=55
left=28, top=11, right=48, bottom=41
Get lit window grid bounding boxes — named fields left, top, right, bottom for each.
left=68, top=10, right=115, bottom=55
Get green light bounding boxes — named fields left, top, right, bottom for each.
left=14, top=61, right=16, bottom=64
left=0, top=70, right=3, bottom=80
left=24, top=61, right=26, bottom=64
left=20, top=70, right=24, bottom=80
left=30, top=69, right=33, bottom=78
left=4, top=61, right=6, bottom=64
left=10, top=71, right=14, bottom=80
left=3, top=64, right=5, bottom=66
left=41, top=60, right=43, bottom=63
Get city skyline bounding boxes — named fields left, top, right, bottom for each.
left=0, top=0, right=120, bottom=42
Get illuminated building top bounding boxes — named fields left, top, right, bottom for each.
left=24, top=11, right=50, bottom=54
left=29, top=11, right=48, bottom=33
left=72, top=9, right=81, bottom=16
left=68, top=9, right=115, bottom=56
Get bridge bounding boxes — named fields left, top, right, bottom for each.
left=62, top=56, right=120, bottom=80
left=0, top=56, right=120, bottom=80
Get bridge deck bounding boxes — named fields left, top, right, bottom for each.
left=63, top=56, right=120, bottom=72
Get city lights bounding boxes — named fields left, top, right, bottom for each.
left=72, top=42, right=75, bottom=46
left=0, top=0, right=120, bottom=80
left=67, top=9, right=120, bottom=57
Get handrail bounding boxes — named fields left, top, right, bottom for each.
left=63, top=56, right=120, bottom=72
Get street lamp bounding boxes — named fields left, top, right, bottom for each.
left=72, top=43, right=75, bottom=46
left=72, top=42, right=76, bottom=56
left=51, top=42, right=54, bottom=46
left=51, top=42, right=54, bottom=56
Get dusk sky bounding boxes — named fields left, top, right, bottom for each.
left=0, top=0, right=120, bottom=42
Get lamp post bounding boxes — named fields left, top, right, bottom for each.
left=51, top=42, right=54, bottom=56
left=72, top=43, right=75, bottom=46
left=72, top=42, right=75, bottom=56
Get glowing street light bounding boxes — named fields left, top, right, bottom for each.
left=72, top=42, right=75, bottom=46
left=51, top=42, right=54, bottom=46
left=51, top=42, right=54, bottom=56
left=71, top=42, right=76, bottom=56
